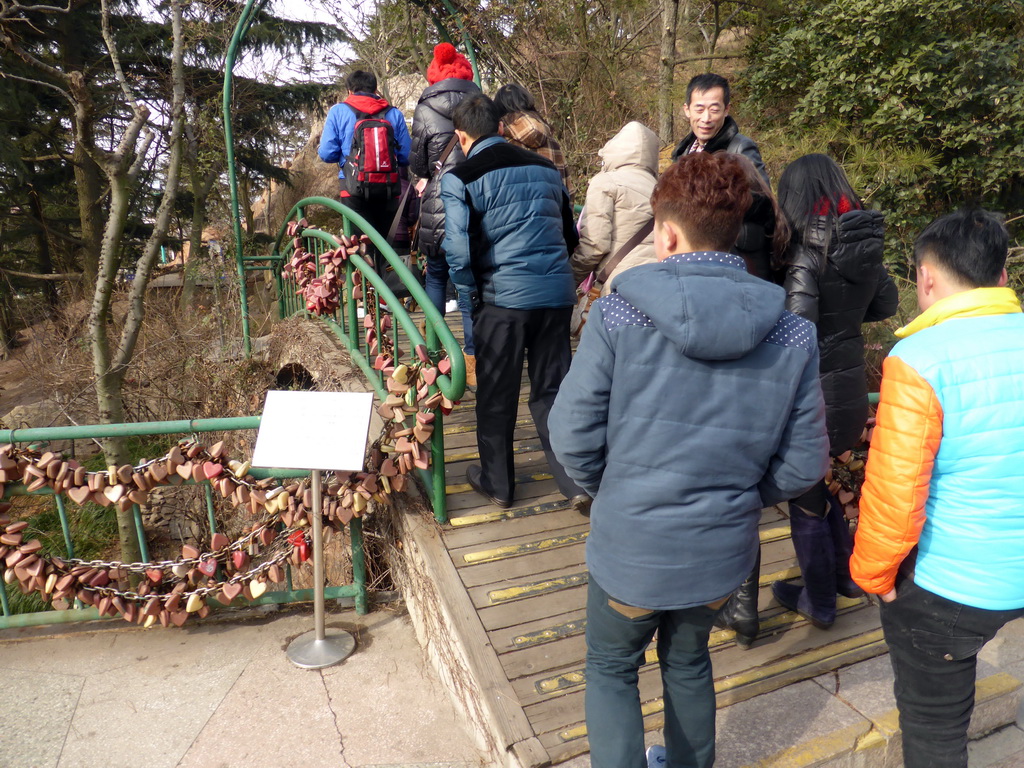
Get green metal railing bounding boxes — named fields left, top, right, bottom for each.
left=0, top=417, right=367, bottom=628
left=262, top=197, right=465, bottom=524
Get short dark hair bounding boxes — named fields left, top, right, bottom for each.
left=651, top=152, right=751, bottom=251
left=346, top=70, right=377, bottom=94
left=494, top=83, right=536, bottom=116
left=686, top=73, right=730, bottom=105
left=452, top=94, right=500, bottom=140
left=914, top=209, right=1008, bottom=287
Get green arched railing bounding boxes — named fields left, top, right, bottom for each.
left=263, top=197, right=466, bottom=524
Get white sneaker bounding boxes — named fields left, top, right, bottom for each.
left=444, top=299, right=458, bottom=313
left=646, top=744, right=667, bottom=767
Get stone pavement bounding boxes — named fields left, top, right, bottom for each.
left=1, top=605, right=1022, bottom=768
left=0, top=604, right=485, bottom=768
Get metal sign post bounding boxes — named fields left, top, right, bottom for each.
left=251, top=390, right=374, bottom=670
left=285, top=469, right=355, bottom=668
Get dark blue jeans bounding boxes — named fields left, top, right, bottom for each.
left=424, top=255, right=474, bottom=354
left=879, top=576, right=1024, bottom=768
left=585, top=578, right=717, bottom=768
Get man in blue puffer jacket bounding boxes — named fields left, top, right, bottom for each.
left=550, top=153, right=829, bottom=768
left=441, top=93, right=585, bottom=510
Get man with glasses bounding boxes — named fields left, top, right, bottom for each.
left=670, top=73, right=767, bottom=183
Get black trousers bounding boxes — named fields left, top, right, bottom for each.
left=473, top=304, right=583, bottom=503
left=340, top=194, right=399, bottom=273
left=880, top=575, right=1024, bottom=768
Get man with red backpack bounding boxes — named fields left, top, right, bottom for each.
left=319, top=70, right=411, bottom=270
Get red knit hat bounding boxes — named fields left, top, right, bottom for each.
left=426, top=43, right=474, bottom=85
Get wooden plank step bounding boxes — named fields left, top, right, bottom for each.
left=456, top=541, right=587, bottom=591
left=479, top=584, right=589, bottom=632
left=454, top=520, right=790, bottom=569
left=515, top=596, right=870, bottom=699
left=443, top=507, right=585, bottom=549
left=444, top=417, right=532, bottom=436
left=475, top=565, right=801, bottom=609
left=445, top=477, right=564, bottom=512
left=446, top=440, right=542, bottom=464
left=525, top=605, right=883, bottom=745
left=540, top=626, right=887, bottom=763
left=460, top=530, right=588, bottom=565
left=446, top=470, right=553, bottom=496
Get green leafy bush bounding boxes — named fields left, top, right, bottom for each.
left=745, top=0, right=1024, bottom=276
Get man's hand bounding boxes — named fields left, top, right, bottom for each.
left=878, top=588, right=897, bottom=603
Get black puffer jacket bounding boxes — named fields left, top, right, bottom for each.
left=784, top=208, right=898, bottom=454
left=409, top=78, right=481, bottom=259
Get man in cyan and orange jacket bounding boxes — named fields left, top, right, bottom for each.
left=850, top=209, right=1024, bottom=768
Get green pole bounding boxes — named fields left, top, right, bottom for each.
left=437, top=0, right=481, bottom=88
left=223, top=0, right=261, bottom=358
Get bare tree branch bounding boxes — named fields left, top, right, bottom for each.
left=0, top=69, right=72, bottom=102
left=0, top=267, right=83, bottom=281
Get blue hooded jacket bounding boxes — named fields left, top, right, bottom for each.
left=550, top=251, right=829, bottom=610
left=440, top=135, right=577, bottom=310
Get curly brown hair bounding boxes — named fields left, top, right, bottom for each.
left=651, top=152, right=752, bottom=252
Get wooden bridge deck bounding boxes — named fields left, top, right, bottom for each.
left=378, top=314, right=884, bottom=766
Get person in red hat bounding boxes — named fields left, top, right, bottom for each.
left=410, top=43, right=481, bottom=385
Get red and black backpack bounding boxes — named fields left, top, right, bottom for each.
left=343, top=106, right=400, bottom=199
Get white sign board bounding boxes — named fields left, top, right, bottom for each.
left=252, top=390, right=375, bottom=472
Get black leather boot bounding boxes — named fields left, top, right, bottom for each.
left=714, top=548, right=761, bottom=649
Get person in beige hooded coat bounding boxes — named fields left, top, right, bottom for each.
left=571, top=121, right=660, bottom=295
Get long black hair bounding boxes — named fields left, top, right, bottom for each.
left=777, top=154, right=861, bottom=258
left=494, top=83, right=537, bottom=117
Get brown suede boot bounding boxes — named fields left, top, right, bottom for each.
left=464, top=353, right=477, bottom=388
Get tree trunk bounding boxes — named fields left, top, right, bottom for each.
left=181, top=168, right=216, bottom=312
left=0, top=223, right=13, bottom=361
left=658, top=0, right=680, bottom=144
left=84, top=0, right=186, bottom=565
left=27, top=184, right=59, bottom=308
left=60, top=14, right=105, bottom=290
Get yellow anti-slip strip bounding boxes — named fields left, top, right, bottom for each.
left=488, top=572, right=589, bottom=603
left=449, top=499, right=568, bottom=528
left=453, top=394, right=529, bottom=411
left=446, top=441, right=542, bottom=464
left=517, top=596, right=864, bottom=651
left=558, top=629, right=887, bottom=742
left=465, top=530, right=789, bottom=566
left=532, top=596, right=867, bottom=692
left=447, top=471, right=552, bottom=496
left=488, top=565, right=802, bottom=606
left=463, top=531, right=588, bottom=564
left=443, top=417, right=532, bottom=436
left=760, top=525, right=790, bottom=544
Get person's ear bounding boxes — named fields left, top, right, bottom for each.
left=917, top=261, right=941, bottom=302
left=498, top=121, right=505, bottom=137
left=998, top=267, right=1008, bottom=287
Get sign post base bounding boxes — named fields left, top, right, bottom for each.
left=286, top=628, right=356, bottom=669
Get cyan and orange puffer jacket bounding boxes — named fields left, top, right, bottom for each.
left=850, top=287, right=1024, bottom=610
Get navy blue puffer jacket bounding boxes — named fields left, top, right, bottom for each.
left=440, top=136, right=577, bottom=310
left=550, top=252, right=829, bottom=610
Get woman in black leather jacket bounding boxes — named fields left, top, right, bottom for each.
left=717, top=154, right=897, bottom=647
left=409, top=43, right=480, bottom=381
left=773, top=154, right=897, bottom=629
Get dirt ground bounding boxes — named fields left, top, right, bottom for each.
left=0, top=327, right=48, bottom=421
